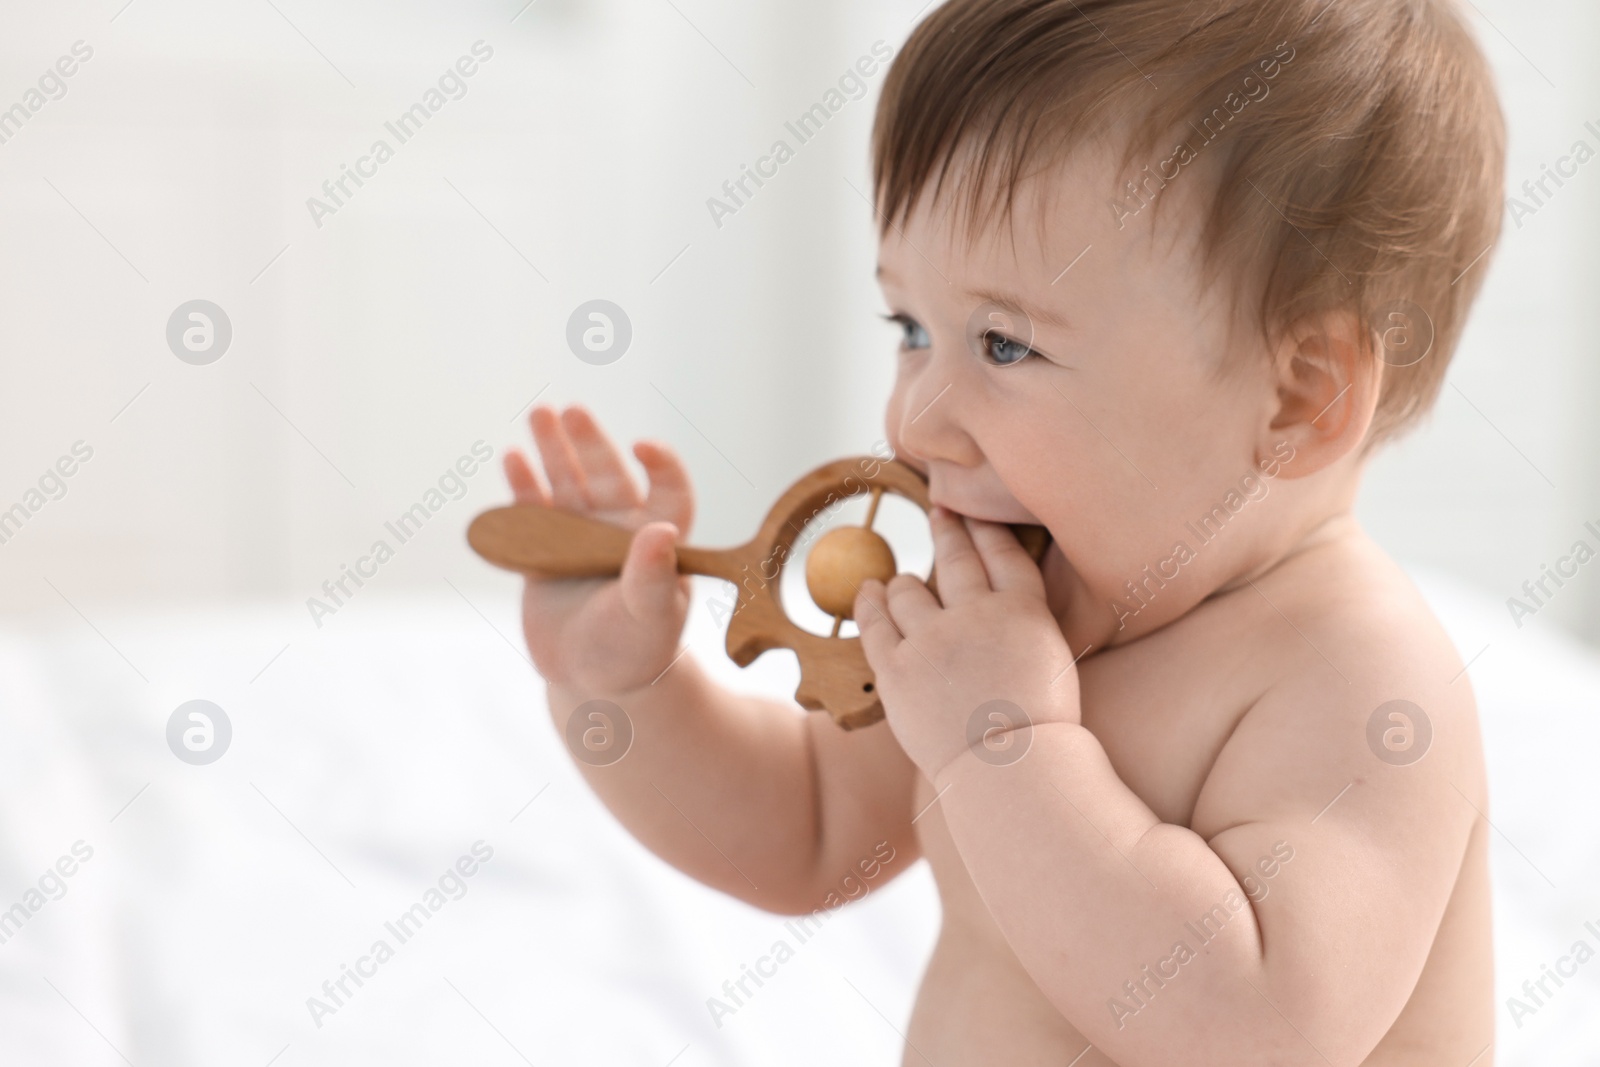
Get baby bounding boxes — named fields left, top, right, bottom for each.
left=500, top=0, right=1506, bottom=1062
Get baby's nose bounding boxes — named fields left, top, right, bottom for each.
left=894, top=396, right=982, bottom=471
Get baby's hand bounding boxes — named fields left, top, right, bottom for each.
left=502, top=404, right=695, bottom=695
left=856, top=506, right=1080, bottom=781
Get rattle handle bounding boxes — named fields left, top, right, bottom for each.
left=467, top=505, right=737, bottom=582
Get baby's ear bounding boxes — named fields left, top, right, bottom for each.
left=1259, top=307, right=1381, bottom=479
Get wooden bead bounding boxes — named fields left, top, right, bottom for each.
left=806, top=525, right=898, bottom=620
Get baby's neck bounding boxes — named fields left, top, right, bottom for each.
left=1042, top=492, right=1367, bottom=658
left=1208, top=507, right=1364, bottom=601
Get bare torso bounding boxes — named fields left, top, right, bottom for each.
left=902, top=537, right=1494, bottom=1065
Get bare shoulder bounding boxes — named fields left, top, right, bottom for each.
left=1117, top=528, right=1496, bottom=1057
left=1191, top=523, right=1487, bottom=842
left=1165, top=524, right=1493, bottom=1045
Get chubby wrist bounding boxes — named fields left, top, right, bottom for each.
left=930, top=719, right=1090, bottom=791
left=547, top=652, right=706, bottom=713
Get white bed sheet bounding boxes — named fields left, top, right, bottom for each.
left=0, top=565, right=1594, bottom=1065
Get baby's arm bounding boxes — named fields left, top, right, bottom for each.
left=853, top=495, right=1478, bottom=1063
left=508, top=403, right=920, bottom=914
left=549, top=655, right=921, bottom=915
left=925, top=631, right=1478, bottom=1066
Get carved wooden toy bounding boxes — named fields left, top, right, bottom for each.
left=467, top=455, right=1052, bottom=730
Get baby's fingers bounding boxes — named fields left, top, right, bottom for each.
left=503, top=449, right=550, bottom=507
left=634, top=440, right=695, bottom=533
left=529, top=405, right=589, bottom=511
left=855, top=578, right=901, bottom=663
left=618, top=520, right=686, bottom=623
left=562, top=406, right=645, bottom=513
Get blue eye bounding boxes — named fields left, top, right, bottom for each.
left=980, top=331, right=1034, bottom=367
left=884, top=313, right=931, bottom=351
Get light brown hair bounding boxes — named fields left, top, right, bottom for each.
left=871, top=0, right=1507, bottom=447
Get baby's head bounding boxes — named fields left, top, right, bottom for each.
left=870, top=0, right=1505, bottom=643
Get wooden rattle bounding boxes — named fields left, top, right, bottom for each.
left=467, top=455, right=1052, bottom=730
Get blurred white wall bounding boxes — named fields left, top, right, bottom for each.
left=0, top=0, right=1596, bottom=650
left=1354, top=0, right=1600, bottom=644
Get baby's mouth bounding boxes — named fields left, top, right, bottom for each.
left=930, top=496, right=1041, bottom=526
left=928, top=499, right=1052, bottom=562
left=918, top=462, right=1040, bottom=524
